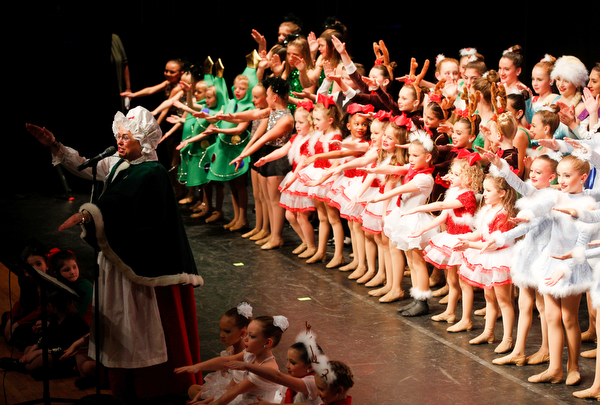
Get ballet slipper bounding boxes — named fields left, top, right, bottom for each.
left=255, top=236, right=271, bottom=246
left=292, top=242, right=307, bottom=255
left=229, top=221, right=249, bottom=232
left=432, top=284, right=449, bottom=297
left=566, top=369, right=582, bottom=386
left=447, top=321, right=473, bottom=333
left=474, top=307, right=486, bottom=316
left=190, top=209, right=211, bottom=219
left=205, top=211, right=223, bottom=223
left=431, top=312, right=456, bottom=323
left=526, top=351, right=550, bottom=365
left=242, top=228, right=260, bottom=239
left=494, top=337, right=514, bottom=354
left=582, top=329, right=597, bottom=343
left=581, top=349, right=597, bottom=359
left=400, top=299, right=429, bottom=317
left=326, top=256, right=346, bottom=269
left=492, top=353, right=526, bottom=366
left=404, top=268, right=411, bottom=277
left=306, top=252, right=327, bottom=264
left=348, top=267, right=367, bottom=280
left=249, top=230, right=269, bottom=241
left=339, top=261, right=358, bottom=272
left=178, top=196, right=195, bottom=205
left=379, top=289, right=405, bottom=303
left=223, top=218, right=237, bottom=229
left=573, top=388, right=600, bottom=400
left=298, top=247, right=318, bottom=259
left=191, top=201, right=206, bottom=212
left=528, top=370, right=564, bottom=384
left=261, top=240, right=284, bottom=250
left=469, top=330, right=496, bottom=345
left=429, top=271, right=444, bottom=287
left=356, top=270, right=376, bottom=284
left=365, top=274, right=386, bottom=287
left=369, top=286, right=390, bottom=297
left=439, top=294, right=450, bottom=305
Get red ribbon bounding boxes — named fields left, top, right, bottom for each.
left=454, top=108, right=468, bottom=118
left=317, top=93, right=336, bottom=109
left=403, top=166, right=434, bottom=184
left=372, top=110, right=392, bottom=121
left=346, top=103, right=374, bottom=115
left=453, top=148, right=481, bottom=166
left=429, top=94, right=442, bottom=104
left=297, top=100, right=314, bottom=112
left=392, top=113, right=413, bottom=130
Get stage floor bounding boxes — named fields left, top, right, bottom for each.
left=0, top=188, right=595, bottom=405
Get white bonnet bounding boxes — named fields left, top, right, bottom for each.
left=112, top=106, right=162, bottom=156
left=551, top=56, right=589, bottom=89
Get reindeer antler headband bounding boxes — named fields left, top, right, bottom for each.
left=404, top=57, right=430, bottom=103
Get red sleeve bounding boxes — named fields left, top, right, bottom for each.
left=489, top=211, right=513, bottom=234
left=457, top=191, right=477, bottom=215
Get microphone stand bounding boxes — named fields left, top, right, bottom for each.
left=74, top=162, right=116, bottom=405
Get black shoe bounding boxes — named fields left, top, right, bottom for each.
left=397, top=299, right=417, bottom=313
left=401, top=299, right=429, bottom=317
left=0, top=357, right=27, bottom=373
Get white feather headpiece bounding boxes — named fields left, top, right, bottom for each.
left=459, top=47, right=477, bottom=57
left=409, top=130, right=435, bottom=152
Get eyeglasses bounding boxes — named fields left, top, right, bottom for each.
left=116, top=134, right=133, bottom=142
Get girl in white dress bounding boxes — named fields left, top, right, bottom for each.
left=176, top=315, right=288, bottom=405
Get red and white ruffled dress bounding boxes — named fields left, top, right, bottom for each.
left=457, top=205, right=514, bottom=289
left=296, top=131, right=342, bottom=202
left=423, top=187, right=477, bottom=269
left=278, top=133, right=314, bottom=212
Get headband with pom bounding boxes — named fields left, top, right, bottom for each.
left=295, top=322, right=320, bottom=363
left=551, top=56, right=589, bottom=89
left=459, top=47, right=477, bottom=57
left=112, top=106, right=162, bottom=158
left=273, top=315, right=289, bottom=332
left=312, top=354, right=337, bottom=385
left=236, top=302, right=253, bottom=319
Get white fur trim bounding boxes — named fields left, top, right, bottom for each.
left=551, top=56, right=589, bottom=89
left=517, top=209, right=535, bottom=221
left=410, top=287, right=432, bottom=300
left=491, top=230, right=506, bottom=248
left=572, top=246, right=586, bottom=264
left=80, top=203, right=204, bottom=287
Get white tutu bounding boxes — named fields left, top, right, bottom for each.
left=423, top=232, right=468, bottom=269
left=279, top=173, right=315, bottom=212
left=458, top=246, right=514, bottom=289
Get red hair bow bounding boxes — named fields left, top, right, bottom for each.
left=317, top=93, right=336, bottom=109
left=429, top=94, right=442, bottom=104
left=454, top=108, right=468, bottom=118
left=372, top=110, right=392, bottom=121
left=392, top=113, right=413, bottom=130
left=297, top=100, right=314, bottom=112
left=454, top=148, right=482, bottom=166
left=346, top=103, right=374, bottom=115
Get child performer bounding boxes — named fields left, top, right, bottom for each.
left=175, top=315, right=289, bottom=405
left=256, top=101, right=317, bottom=256
left=453, top=175, right=517, bottom=354
left=402, top=156, right=483, bottom=324
left=483, top=152, right=559, bottom=366
left=225, top=325, right=323, bottom=405
left=296, top=95, right=345, bottom=267
left=371, top=131, right=439, bottom=315
left=187, top=302, right=252, bottom=402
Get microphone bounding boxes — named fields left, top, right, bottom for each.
left=77, top=146, right=117, bottom=171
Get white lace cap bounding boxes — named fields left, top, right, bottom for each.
left=112, top=106, right=162, bottom=156
left=273, top=315, right=289, bottom=332
left=237, top=302, right=253, bottom=319
left=459, top=47, right=477, bottom=57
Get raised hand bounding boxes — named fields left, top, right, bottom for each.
left=25, top=123, right=55, bottom=147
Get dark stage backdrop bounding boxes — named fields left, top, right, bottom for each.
left=9, top=0, right=597, bottom=197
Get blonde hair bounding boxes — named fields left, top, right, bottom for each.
left=560, top=154, right=591, bottom=176
left=484, top=174, right=518, bottom=225
left=496, top=112, right=518, bottom=140
left=313, top=103, right=342, bottom=132
left=451, top=159, right=484, bottom=193
left=378, top=122, right=408, bottom=182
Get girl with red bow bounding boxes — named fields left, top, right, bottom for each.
left=307, top=103, right=373, bottom=277
left=256, top=102, right=318, bottom=258
left=295, top=96, right=346, bottom=268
